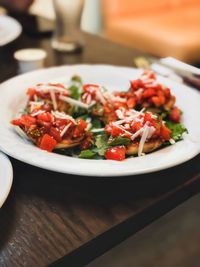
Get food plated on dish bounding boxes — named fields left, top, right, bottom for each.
left=11, top=70, right=187, bottom=161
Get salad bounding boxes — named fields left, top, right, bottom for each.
left=11, top=71, right=187, bottom=161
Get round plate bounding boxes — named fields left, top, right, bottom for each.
left=0, top=15, right=22, bottom=46
left=0, top=152, right=13, bottom=207
left=0, top=65, right=200, bottom=177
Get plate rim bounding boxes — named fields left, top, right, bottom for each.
left=0, top=15, right=22, bottom=46
left=0, top=152, right=13, bottom=207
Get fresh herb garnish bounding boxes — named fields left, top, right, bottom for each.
left=108, top=136, right=131, bottom=146
left=78, top=149, right=96, bottom=159
left=166, top=121, right=188, bottom=141
left=95, top=134, right=109, bottom=156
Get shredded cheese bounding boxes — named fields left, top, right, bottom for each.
left=60, top=123, right=72, bottom=137
left=112, top=123, right=132, bottom=136
left=50, top=90, right=57, bottom=110
left=59, top=95, right=89, bottom=109
left=138, top=124, right=150, bottom=156
left=51, top=111, right=76, bottom=124
left=91, top=128, right=105, bottom=133
left=35, top=84, right=69, bottom=94
left=169, top=138, right=175, bottom=145
left=31, top=110, right=45, bottom=117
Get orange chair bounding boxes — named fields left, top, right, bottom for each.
left=102, top=0, right=200, bottom=63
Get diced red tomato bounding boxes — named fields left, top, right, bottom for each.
left=105, top=146, right=126, bottom=161
left=163, top=88, right=171, bottom=98
left=131, top=121, right=142, bottom=132
left=27, top=88, right=37, bottom=100
left=49, top=127, right=62, bottom=142
left=37, top=112, right=53, bottom=122
left=105, top=124, right=123, bottom=137
left=42, top=103, right=53, bottom=112
left=130, top=79, right=144, bottom=91
left=72, top=119, right=87, bottom=138
left=39, top=134, right=57, bottom=152
left=143, top=88, right=156, bottom=98
left=169, top=107, right=181, bottom=123
left=160, top=124, right=171, bottom=140
left=11, top=115, right=37, bottom=127
left=83, top=84, right=99, bottom=95
left=143, top=112, right=153, bottom=123
left=127, top=97, right=136, bottom=108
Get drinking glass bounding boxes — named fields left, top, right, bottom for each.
left=52, top=0, right=85, bottom=52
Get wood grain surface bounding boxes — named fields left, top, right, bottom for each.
left=0, top=15, right=199, bottom=267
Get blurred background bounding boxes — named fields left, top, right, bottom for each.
left=29, top=0, right=200, bottom=64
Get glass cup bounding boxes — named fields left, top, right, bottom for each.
left=52, top=0, right=85, bottom=52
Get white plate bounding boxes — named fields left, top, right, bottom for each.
left=0, top=152, right=13, bottom=207
left=0, top=65, right=200, bottom=177
left=0, top=15, right=22, bottom=46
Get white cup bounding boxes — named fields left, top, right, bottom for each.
left=14, top=48, right=47, bottom=73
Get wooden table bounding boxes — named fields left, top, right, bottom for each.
left=0, top=19, right=200, bottom=267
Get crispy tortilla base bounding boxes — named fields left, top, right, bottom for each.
left=126, top=139, right=163, bottom=155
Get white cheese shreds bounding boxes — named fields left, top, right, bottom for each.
left=33, top=95, right=38, bottom=102
left=29, top=101, right=44, bottom=112
left=96, top=90, right=106, bottom=105
left=86, top=123, right=92, bottom=131
left=35, top=84, right=69, bottom=94
left=138, top=124, right=150, bottom=156
left=50, top=90, right=57, bottom=110
left=31, top=110, right=45, bottom=117
left=60, top=123, right=72, bottom=137
left=112, top=123, right=132, bottom=136
left=147, top=126, right=156, bottom=139
left=169, top=138, right=176, bottom=145
left=59, top=95, right=89, bottom=109
left=91, top=128, right=105, bottom=133
left=86, top=93, right=92, bottom=105
left=51, top=111, right=76, bottom=124
left=116, top=109, right=124, bottom=119
left=131, top=127, right=144, bottom=141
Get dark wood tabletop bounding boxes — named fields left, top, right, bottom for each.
left=0, top=15, right=200, bottom=267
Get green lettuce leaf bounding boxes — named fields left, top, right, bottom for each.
left=95, top=134, right=108, bottom=156
left=108, top=136, right=131, bottom=146
left=165, top=121, right=188, bottom=141
left=78, top=149, right=96, bottom=159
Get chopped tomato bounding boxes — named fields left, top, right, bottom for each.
left=105, top=146, right=126, bottom=161
left=11, top=119, right=22, bottom=126
left=130, top=79, right=144, bottom=91
left=143, top=112, right=153, bottom=123
left=11, top=115, right=36, bottom=127
left=83, top=84, right=99, bottom=95
left=72, top=119, right=87, bottom=138
left=160, top=124, right=171, bottom=140
left=105, top=124, right=124, bottom=137
left=131, top=121, right=142, bottom=132
left=42, top=103, right=53, bottom=112
left=39, top=134, right=57, bottom=152
left=143, top=88, right=156, bottom=98
left=49, top=127, right=62, bottom=142
left=127, top=97, right=136, bottom=108
left=27, top=88, right=37, bottom=100
left=37, top=112, right=53, bottom=122
left=169, top=107, right=181, bottom=123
